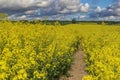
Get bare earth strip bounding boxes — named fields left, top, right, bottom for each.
left=60, top=50, right=87, bottom=80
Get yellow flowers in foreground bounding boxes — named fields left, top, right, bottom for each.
left=0, top=21, right=120, bottom=80
left=81, top=25, right=120, bottom=80
left=0, top=21, right=79, bottom=80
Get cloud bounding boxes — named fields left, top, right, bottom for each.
left=58, top=0, right=89, bottom=13
left=104, top=16, right=116, bottom=20
left=25, top=10, right=36, bottom=15
left=1, top=0, right=120, bottom=21
left=0, top=0, right=88, bottom=13
left=106, top=2, right=120, bottom=16
left=58, top=0, right=80, bottom=13
left=79, top=15, right=87, bottom=19
left=0, top=0, right=54, bottom=16
left=94, top=6, right=104, bottom=12
left=18, top=15, right=27, bottom=19
left=88, top=0, right=120, bottom=20
left=36, top=0, right=53, bottom=7
left=0, top=0, right=90, bottom=20
left=80, top=3, right=89, bottom=12
left=0, top=0, right=52, bottom=9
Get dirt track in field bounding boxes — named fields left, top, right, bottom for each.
left=60, top=50, right=88, bottom=80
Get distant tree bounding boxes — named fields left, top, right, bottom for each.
left=54, top=21, right=61, bottom=27
left=0, top=13, right=8, bottom=20
left=44, top=16, right=49, bottom=24
left=33, top=19, right=39, bottom=24
left=101, top=21, right=105, bottom=25
left=72, top=18, right=77, bottom=24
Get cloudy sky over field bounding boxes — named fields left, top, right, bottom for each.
left=0, top=0, right=120, bottom=20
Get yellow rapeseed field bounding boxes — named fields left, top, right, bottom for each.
left=0, top=21, right=120, bottom=80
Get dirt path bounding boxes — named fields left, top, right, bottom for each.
left=60, top=50, right=87, bottom=80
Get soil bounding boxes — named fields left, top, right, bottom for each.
left=60, top=50, right=88, bottom=80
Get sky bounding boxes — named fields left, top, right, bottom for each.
left=0, top=0, right=120, bottom=21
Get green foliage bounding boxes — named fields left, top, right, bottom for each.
left=0, top=13, right=8, bottom=20
left=72, top=18, right=77, bottom=24
left=101, top=21, right=105, bottom=25
left=33, top=19, right=39, bottom=23
left=54, top=21, right=61, bottom=27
